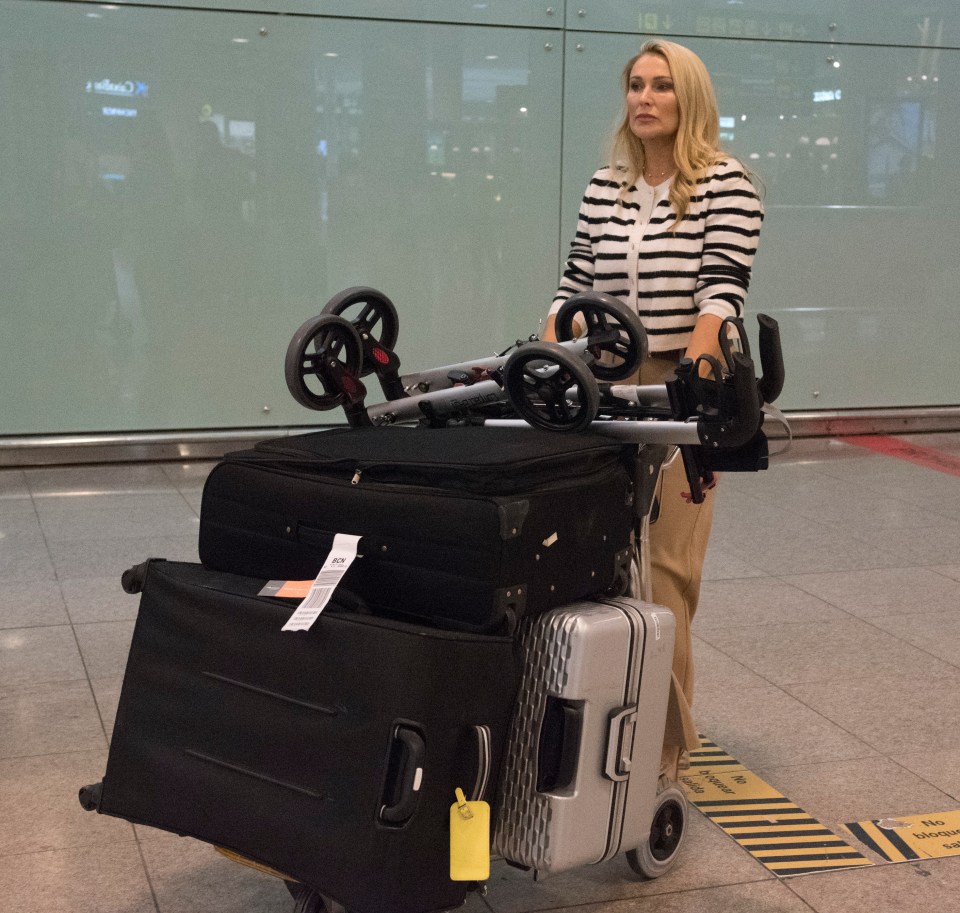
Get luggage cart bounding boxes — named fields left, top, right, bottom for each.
left=78, top=287, right=787, bottom=913
left=272, top=286, right=787, bottom=907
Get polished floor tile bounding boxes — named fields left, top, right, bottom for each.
left=160, top=462, right=214, bottom=492
left=484, top=812, right=772, bottom=913
left=89, top=674, right=124, bottom=743
left=33, top=493, right=200, bottom=542
left=932, top=564, right=960, bottom=582
left=139, top=835, right=297, bottom=913
left=2, top=432, right=960, bottom=913
left=781, top=566, right=960, bottom=619
left=47, top=534, right=199, bottom=579
left=786, top=856, right=960, bottom=913
left=0, top=749, right=135, bottom=856
left=0, top=579, right=70, bottom=629
left=751, top=757, right=957, bottom=846
left=843, top=522, right=960, bottom=567
left=693, top=647, right=879, bottom=769
left=0, top=679, right=106, bottom=759
left=785, top=669, right=960, bottom=755
left=0, top=540, right=57, bottom=581
left=701, top=541, right=767, bottom=581
left=60, top=576, right=141, bottom=624
left=869, top=609, right=960, bottom=668
left=73, top=621, right=136, bottom=679
left=489, top=879, right=816, bottom=913
left=696, top=577, right=851, bottom=630
left=0, top=625, right=87, bottom=689
left=697, top=617, right=956, bottom=687
left=23, top=464, right=176, bottom=497
left=890, top=747, right=960, bottom=801
left=0, top=842, right=157, bottom=913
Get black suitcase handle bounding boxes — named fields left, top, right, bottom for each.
left=536, top=697, right=584, bottom=793
left=379, top=724, right=426, bottom=826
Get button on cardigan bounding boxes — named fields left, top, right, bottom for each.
left=551, top=160, right=764, bottom=354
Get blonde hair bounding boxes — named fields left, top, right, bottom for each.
left=610, top=39, right=727, bottom=229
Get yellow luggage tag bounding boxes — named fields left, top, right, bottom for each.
left=449, top=787, right=490, bottom=881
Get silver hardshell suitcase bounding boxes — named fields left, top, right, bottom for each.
left=493, top=597, right=684, bottom=879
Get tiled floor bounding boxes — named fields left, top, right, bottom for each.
left=2, top=434, right=960, bottom=913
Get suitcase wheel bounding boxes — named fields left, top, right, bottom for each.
left=286, top=883, right=351, bottom=913
left=78, top=782, right=103, bottom=812
left=625, top=784, right=687, bottom=879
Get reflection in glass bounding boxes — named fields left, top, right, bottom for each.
left=1, top=4, right=562, bottom=432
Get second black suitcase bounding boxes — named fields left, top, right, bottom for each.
left=79, top=559, right=520, bottom=913
left=198, top=425, right=637, bottom=633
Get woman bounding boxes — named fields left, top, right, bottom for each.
left=545, top=39, right=764, bottom=782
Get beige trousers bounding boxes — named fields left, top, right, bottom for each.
left=629, top=355, right=715, bottom=779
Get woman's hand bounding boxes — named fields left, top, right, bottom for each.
left=680, top=475, right=718, bottom=503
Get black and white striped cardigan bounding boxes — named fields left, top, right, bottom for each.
left=550, top=160, right=764, bottom=354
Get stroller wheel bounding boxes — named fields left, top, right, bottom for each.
left=503, top=342, right=599, bottom=433
left=555, top=292, right=648, bottom=382
left=625, top=784, right=687, bottom=879
left=322, top=286, right=399, bottom=376
left=285, top=314, right=365, bottom=411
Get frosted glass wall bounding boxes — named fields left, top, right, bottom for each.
left=2, top=1, right=957, bottom=436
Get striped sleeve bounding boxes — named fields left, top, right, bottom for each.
left=550, top=172, right=613, bottom=313
left=694, top=165, right=764, bottom=322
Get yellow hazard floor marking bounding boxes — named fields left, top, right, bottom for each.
left=685, top=736, right=746, bottom=774
left=680, top=736, right=873, bottom=877
left=846, top=809, right=960, bottom=863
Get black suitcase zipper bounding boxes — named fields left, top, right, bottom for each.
left=160, top=565, right=515, bottom=644
left=223, top=455, right=631, bottom=503
left=243, top=443, right=630, bottom=495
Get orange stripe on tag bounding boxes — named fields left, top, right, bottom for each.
left=274, top=580, right=315, bottom=598
left=841, top=435, right=960, bottom=478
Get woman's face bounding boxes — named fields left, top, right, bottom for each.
left=626, top=53, right=679, bottom=146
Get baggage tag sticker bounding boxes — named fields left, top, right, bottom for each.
left=281, top=533, right=361, bottom=632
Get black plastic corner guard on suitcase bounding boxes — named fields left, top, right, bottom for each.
left=198, top=425, right=638, bottom=633
left=82, top=560, right=520, bottom=913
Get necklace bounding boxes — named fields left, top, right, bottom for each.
left=643, top=165, right=674, bottom=182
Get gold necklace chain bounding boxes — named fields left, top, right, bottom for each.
left=643, top=165, right=673, bottom=181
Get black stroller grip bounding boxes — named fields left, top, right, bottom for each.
left=756, top=314, right=785, bottom=405
left=697, top=352, right=762, bottom=450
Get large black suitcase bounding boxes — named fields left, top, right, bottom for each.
left=79, top=560, right=520, bottom=913
left=198, top=425, right=637, bottom=633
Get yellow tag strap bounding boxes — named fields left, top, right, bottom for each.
left=455, top=787, right=474, bottom=820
